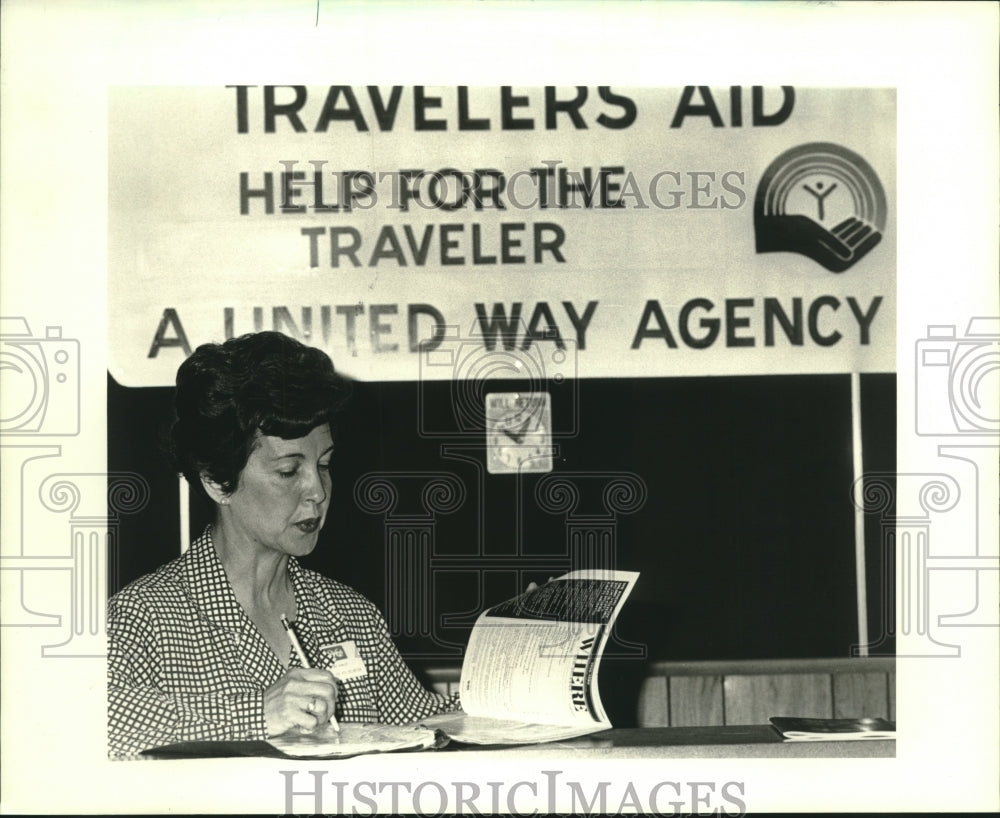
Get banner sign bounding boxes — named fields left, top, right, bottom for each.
left=109, top=86, right=895, bottom=385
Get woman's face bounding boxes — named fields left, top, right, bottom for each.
left=223, top=423, right=334, bottom=558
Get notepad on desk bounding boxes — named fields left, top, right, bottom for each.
left=267, top=722, right=441, bottom=758
left=769, top=716, right=896, bottom=741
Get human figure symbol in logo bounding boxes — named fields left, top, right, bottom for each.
left=754, top=143, right=887, bottom=273
left=802, top=180, right=838, bottom=222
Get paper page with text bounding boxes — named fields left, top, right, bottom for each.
left=457, top=570, right=639, bottom=732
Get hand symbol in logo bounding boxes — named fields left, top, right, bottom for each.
left=755, top=213, right=883, bottom=274
left=754, top=143, right=887, bottom=274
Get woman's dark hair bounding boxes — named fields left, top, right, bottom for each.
left=168, top=332, right=350, bottom=499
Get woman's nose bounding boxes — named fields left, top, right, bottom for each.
left=303, top=466, right=328, bottom=505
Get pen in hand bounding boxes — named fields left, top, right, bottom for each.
left=280, top=615, right=340, bottom=732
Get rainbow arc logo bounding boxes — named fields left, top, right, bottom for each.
left=754, top=142, right=887, bottom=273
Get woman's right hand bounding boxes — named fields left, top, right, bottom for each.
left=263, top=667, right=338, bottom=737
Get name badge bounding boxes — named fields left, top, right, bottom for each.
left=320, top=639, right=368, bottom=681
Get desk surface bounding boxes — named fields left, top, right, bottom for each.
left=143, top=725, right=895, bottom=760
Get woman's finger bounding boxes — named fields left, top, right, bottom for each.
left=284, top=672, right=337, bottom=699
left=287, top=667, right=337, bottom=686
left=301, top=694, right=329, bottom=725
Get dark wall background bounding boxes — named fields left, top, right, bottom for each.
left=108, top=371, right=895, bottom=672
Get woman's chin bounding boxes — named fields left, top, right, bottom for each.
left=288, top=533, right=320, bottom=556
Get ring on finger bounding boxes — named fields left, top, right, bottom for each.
left=307, top=697, right=319, bottom=714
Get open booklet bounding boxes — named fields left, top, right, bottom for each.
left=269, top=569, right=639, bottom=756
left=422, top=568, right=640, bottom=745
left=769, top=716, right=896, bottom=742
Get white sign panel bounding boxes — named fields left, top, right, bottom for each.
left=109, top=85, right=895, bottom=385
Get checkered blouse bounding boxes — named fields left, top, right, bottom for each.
left=107, top=527, right=459, bottom=758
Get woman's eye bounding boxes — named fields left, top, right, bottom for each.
left=319, top=462, right=332, bottom=472
left=278, top=469, right=298, bottom=479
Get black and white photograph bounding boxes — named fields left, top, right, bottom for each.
left=1, top=1, right=997, bottom=814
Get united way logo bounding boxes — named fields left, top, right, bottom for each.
left=754, top=142, right=887, bottom=273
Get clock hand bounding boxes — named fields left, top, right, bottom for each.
left=502, top=417, right=532, bottom=444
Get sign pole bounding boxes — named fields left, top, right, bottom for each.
left=851, top=371, right=869, bottom=655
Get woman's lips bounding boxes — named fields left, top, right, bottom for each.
left=294, top=518, right=321, bottom=533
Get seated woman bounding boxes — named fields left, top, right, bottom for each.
left=108, top=331, right=458, bottom=757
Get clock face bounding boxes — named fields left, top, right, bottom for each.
left=485, top=392, right=553, bottom=474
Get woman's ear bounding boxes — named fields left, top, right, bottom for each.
left=200, top=473, right=231, bottom=505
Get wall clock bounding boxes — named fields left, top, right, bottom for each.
left=485, top=392, right=553, bottom=474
